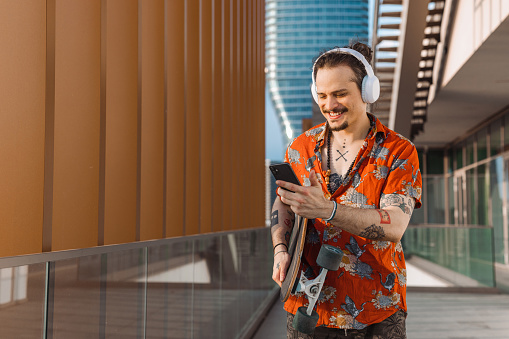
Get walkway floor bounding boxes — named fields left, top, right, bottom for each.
left=253, top=263, right=509, bottom=339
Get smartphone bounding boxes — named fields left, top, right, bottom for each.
left=269, top=163, right=301, bottom=192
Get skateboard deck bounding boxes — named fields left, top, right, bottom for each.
left=280, top=215, right=308, bottom=302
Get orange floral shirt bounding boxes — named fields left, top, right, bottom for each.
left=280, top=114, right=422, bottom=329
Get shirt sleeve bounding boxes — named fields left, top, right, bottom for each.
left=382, top=142, right=422, bottom=208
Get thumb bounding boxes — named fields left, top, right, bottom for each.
left=309, top=170, right=321, bottom=187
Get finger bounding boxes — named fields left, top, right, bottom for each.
left=273, top=266, right=283, bottom=287
left=309, top=170, right=321, bottom=187
left=280, top=269, right=286, bottom=283
left=278, top=191, right=296, bottom=206
left=276, top=180, right=301, bottom=193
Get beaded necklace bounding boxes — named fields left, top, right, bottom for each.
left=325, top=128, right=356, bottom=194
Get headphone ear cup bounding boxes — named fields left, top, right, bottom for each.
left=361, top=75, right=380, bottom=104
left=310, top=83, right=319, bottom=104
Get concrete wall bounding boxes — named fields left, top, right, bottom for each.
left=443, top=0, right=509, bottom=86
left=0, top=0, right=266, bottom=257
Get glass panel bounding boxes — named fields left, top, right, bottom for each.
left=426, top=150, right=444, bottom=174
left=426, top=176, right=445, bottom=223
left=0, top=228, right=276, bottom=339
left=454, top=145, right=463, bottom=170
left=491, top=157, right=505, bottom=264
left=465, top=136, right=475, bottom=166
left=447, top=149, right=453, bottom=174
left=417, top=149, right=424, bottom=174
left=447, top=175, right=455, bottom=224
left=505, top=115, right=509, bottom=151
left=51, top=257, right=102, bottom=338
left=0, top=263, right=46, bottom=338
left=490, top=120, right=501, bottom=156
left=104, top=249, right=146, bottom=338
left=146, top=241, right=193, bottom=339
left=404, top=226, right=495, bottom=287
left=409, top=203, right=425, bottom=224
left=477, top=164, right=488, bottom=225
left=193, top=236, right=223, bottom=339
left=477, top=129, right=487, bottom=161
left=456, top=174, right=465, bottom=225
left=466, top=168, right=477, bottom=224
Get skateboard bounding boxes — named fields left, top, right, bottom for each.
left=280, top=214, right=344, bottom=334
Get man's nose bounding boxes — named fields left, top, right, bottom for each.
left=323, top=96, right=338, bottom=111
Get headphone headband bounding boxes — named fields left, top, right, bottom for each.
left=312, top=48, right=375, bottom=78
left=311, top=47, right=380, bottom=104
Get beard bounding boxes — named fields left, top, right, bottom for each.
left=330, top=121, right=348, bottom=131
left=323, top=107, right=349, bottom=131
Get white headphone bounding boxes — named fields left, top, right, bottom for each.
left=311, top=47, right=380, bottom=104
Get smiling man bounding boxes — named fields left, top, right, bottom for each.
left=270, top=42, right=422, bottom=338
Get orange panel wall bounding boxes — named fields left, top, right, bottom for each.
left=0, top=1, right=46, bottom=257
left=0, top=0, right=265, bottom=257
left=165, top=1, right=186, bottom=238
left=184, top=0, right=201, bottom=236
left=200, top=0, right=213, bottom=235
left=52, top=0, right=101, bottom=251
left=139, top=0, right=165, bottom=241
left=103, top=0, right=138, bottom=245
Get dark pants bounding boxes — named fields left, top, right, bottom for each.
left=286, top=310, right=407, bottom=339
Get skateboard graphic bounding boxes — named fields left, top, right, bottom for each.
left=280, top=215, right=344, bottom=334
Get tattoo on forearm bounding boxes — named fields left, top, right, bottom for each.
left=284, top=219, right=291, bottom=227
left=359, top=224, right=386, bottom=240
left=285, top=231, right=291, bottom=243
left=380, top=194, right=415, bottom=216
left=271, top=210, right=279, bottom=227
left=287, top=209, right=295, bottom=218
left=376, top=210, right=391, bottom=224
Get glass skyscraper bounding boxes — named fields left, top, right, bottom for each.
left=266, top=0, right=369, bottom=142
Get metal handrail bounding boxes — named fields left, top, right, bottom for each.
left=407, top=223, right=493, bottom=229
left=0, top=226, right=267, bottom=269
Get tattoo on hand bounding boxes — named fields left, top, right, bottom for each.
left=270, top=210, right=279, bottom=227
left=376, top=210, right=391, bottom=224
left=359, top=224, right=386, bottom=240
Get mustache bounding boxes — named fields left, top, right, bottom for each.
left=323, top=107, right=348, bottom=114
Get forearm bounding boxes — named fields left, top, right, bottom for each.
left=270, top=197, right=295, bottom=253
left=326, top=204, right=410, bottom=243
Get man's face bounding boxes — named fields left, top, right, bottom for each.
left=315, top=65, right=366, bottom=132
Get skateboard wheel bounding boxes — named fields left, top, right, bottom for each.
left=292, top=306, right=319, bottom=335
left=316, top=244, right=344, bottom=271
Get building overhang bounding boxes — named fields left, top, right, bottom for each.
left=413, top=15, right=509, bottom=148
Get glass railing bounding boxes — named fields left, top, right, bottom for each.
left=403, top=225, right=495, bottom=288
left=0, top=227, right=276, bottom=339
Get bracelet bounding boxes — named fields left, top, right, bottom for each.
left=274, top=250, right=287, bottom=257
left=273, top=242, right=288, bottom=252
left=324, top=201, right=337, bottom=222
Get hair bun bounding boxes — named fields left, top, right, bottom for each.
left=350, top=42, right=373, bottom=63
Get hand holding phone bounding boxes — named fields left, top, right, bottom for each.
left=269, top=163, right=301, bottom=193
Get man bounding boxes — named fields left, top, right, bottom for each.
left=271, top=42, right=422, bottom=338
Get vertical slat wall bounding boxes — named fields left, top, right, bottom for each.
left=0, top=0, right=265, bottom=257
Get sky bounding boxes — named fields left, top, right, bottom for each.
left=265, top=85, right=285, bottom=161
left=264, top=0, right=375, bottom=162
